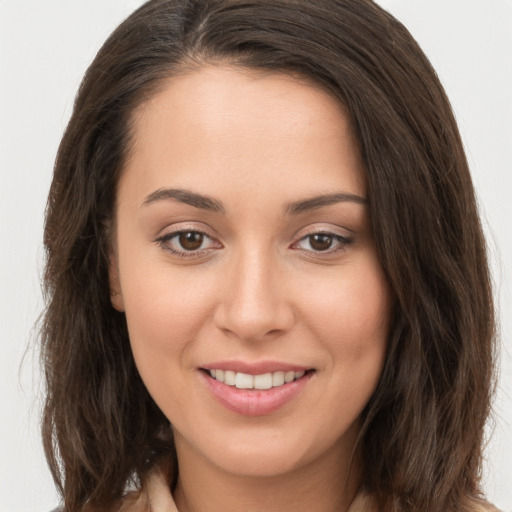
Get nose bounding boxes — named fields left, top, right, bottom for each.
left=213, top=245, right=295, bottom=342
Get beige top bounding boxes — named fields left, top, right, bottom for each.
left=118, top=468, right=376, bottom=512
left=119, top=467, right=500, bottom=512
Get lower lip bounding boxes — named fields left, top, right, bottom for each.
left=200, top=371, right=313, bottom=416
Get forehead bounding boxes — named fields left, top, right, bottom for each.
left=121, top=65, right=365, bottom=205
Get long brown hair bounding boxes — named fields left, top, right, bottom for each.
left=41, top=1, right=496, bottom=511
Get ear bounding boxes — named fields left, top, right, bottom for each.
left=108, top=251, right=125, bottom=312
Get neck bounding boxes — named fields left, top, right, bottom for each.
left=173, top=434, right=362, bottom=512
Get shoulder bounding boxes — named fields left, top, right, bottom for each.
left=471, top=501, right=503, bottom=512
left=117, top=466, right=177, bottom=512
left=347, top=488, right=378, bottom=512
left=347, top=490, right=502, bottom=512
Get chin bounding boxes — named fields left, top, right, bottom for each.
left=215, top=445, right=309, bottom=478
left=174, top=418, right=359, bottom=481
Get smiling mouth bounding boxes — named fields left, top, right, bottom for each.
left=200, top=367, right=315, bottom=415
left=203, top=369, right=314, bottom=390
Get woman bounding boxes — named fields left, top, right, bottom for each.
left=41, top=1, right=498, bottom=511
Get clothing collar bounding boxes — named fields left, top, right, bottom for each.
left=144, top=468, right=375, bottom=512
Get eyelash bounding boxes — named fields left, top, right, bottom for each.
left=156, top=230, right=220, bottom=258
left=156, top=229, right=353, bottom=259
left=292, top=232, right=353, bottom=254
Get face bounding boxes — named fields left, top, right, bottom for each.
left=111, top=65, right=392, bottom=479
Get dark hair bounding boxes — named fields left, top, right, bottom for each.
left=41, top=1, right=496, bottom=511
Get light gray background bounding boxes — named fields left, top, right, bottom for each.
left=1, top=1, right=510, bottom=511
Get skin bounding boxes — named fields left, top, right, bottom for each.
left=110, top=65, right=392, bottom=512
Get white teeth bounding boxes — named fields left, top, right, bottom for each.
left=224, top=370, right=236, bottom=386
left=235, top=372, right=254, bottom=389
left=208, top=369, right=308, bottom=389
left=254, top=373, right=272, bottom=390
left=284, top=371, right=295, bottom=383
left=272, top=371, right=285, bottom=387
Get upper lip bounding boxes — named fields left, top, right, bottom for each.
left=200, top=360, right=312, bottom=375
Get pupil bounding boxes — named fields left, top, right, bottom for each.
left=179, top=232, right=203, bottom=251
left=310, top=234, right=332, bottom=251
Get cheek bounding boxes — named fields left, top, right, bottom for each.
left=300, top=255, right=391, bottom=398
left=121, top=268, right=220, bottom=418
left=119, top=253, right=218, bottom=371
left=303, top=260, right=391, bottom=346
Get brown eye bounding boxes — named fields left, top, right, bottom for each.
left=293, top=231, right=353, bottom=255
left=309, top=234, right=334, bottom=251
left=157, top=229, right=221, bottom=258
left=178, top=231, right=204, bottom=251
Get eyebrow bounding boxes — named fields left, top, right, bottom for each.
left=142, top=188, right=226, bottom=213
left=285, top=192, right=368, bottom=214
left=142, top=188, right=367, bottom=215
